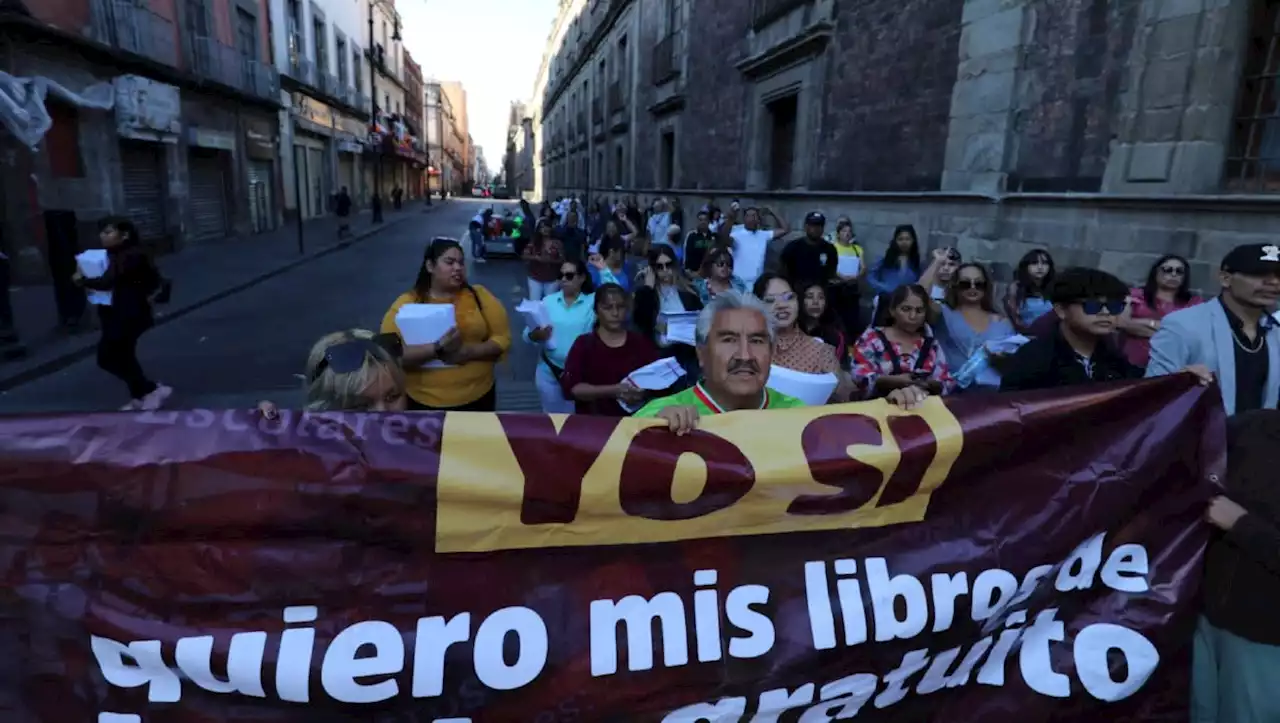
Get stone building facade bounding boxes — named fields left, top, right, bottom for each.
left=532, top=0, right=1280, bottom=291
left=1, top=0, right=282, bottom=283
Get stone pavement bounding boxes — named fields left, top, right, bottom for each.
left=2, top=199, right=444, bottom=393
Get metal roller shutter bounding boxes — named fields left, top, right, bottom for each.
left=119, top=143, right=166, bottom=243
left=189, top=151, right=229, bottom=241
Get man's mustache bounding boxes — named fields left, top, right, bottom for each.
left=728, top=360, right=760, bottom=374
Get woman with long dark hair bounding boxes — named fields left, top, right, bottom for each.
left=522, top=221, right=565, bottom=301
left=693, top=246, right=747, bottom=303
left=852, top=283, right=955, bottom=400
left=1003, top=249, right=1056, bottom=333
left=866, top=224, right=923, bottom=297
left=73, top=217, right=171, bottom=410
left=635, top=245, right=704, bottom=382
left=797, top=279, right=849, bottom=367
left=1118, top=254, right=1203, bottom=369
left=560, top=283, right=662, bottom=416
left=380, top=238, right=510, bottom=411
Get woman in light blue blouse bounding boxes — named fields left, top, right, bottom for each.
left=524, top=258, right=618, bottom=413
left=692, top=246, right=747, bottom=304
left=1002, top=249, right=1056, bottom=334
left=931, top=263, right=1016, bottom=392
left=867, top=224, right=923, bottom=297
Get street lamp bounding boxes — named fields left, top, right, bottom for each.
left=368, top=0, right=401, bottom=224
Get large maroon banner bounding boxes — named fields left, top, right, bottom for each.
left=0, top=376, right=1222, bottom=722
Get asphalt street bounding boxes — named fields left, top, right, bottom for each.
left=0, top=199, right=543, bottom=414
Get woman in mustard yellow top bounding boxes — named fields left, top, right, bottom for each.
left=381, top=238, right=511, bottom=411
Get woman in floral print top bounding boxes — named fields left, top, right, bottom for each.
left=851, top=284, right=957, bottom=399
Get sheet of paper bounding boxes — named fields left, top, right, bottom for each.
left=75, top=250, right=112, bottom=306
left=660, top=311, right=699, bottom=346
left=766, top=365, right=838, bottom=407
left=984, top=334, right=1031, bottom=356
left=836, top=254, right=861, bottom=277
left=76, top=249, right=108, bottom=278
left=396, top=303, right=456, bottom=368
left=516, top=298, right=556, bottom=352
left=625, top=357, right=687, bottom=391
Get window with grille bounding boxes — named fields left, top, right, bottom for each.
left=1226, top=0, right=1280, bottom=191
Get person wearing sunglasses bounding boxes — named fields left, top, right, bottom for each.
left=1000, top=267, right=1209, bottom=392
left=634, top=245, right=704, bottom=386
left=524, top=257, right=619, bottom=413
left=1117, top=254, right=1203, bottom=371
left=256, top=329, right=407, bottom=418
left=693, top=246, right=746, bottom=304
left=931, top=263, right=1016, bottom=392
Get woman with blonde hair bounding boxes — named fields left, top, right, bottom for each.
left=256, top=329, right=408, bottom=418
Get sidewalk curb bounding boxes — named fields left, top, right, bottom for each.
left=0, top=203, right=446, bottom=395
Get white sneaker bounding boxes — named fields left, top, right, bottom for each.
left=140, top=384, right=173, bottom=411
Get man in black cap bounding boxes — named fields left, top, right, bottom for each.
left=780, top=211, right=838, bottom=286
left=1148, top=242, right=1280, bottom=414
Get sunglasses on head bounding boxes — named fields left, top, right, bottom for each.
left=957, top=278, right=987, bottom=289
left=1079, top=300, right=1126, bottom=316
left=1160, top=265, right=1186, bottom=276
left=312, top=333, right=403, bottom=382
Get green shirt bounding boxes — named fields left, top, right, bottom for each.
left=632, top=382, right=806, bottom=418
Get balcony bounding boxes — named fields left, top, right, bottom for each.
left=247, top=61, right=280, bottom=100
left=752, top=0, right=810, bottom=29
left=87, top=0, right=179, bottom=67
left=652, top=33, right=678, bottom=84
left=191, top=36, right=241, bottom=88
left=288, top=52, right=315, bottom=86
left=318, top=71, right=339, bottom=98
left=353, top=90, right=370, bottom=113
left=608, top=81, right=626, bottom=113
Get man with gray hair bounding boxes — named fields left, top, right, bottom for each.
left=634, top=291, right=926, bottom=433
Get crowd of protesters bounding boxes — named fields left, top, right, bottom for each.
left=69, top=193, right=1280, bottom=721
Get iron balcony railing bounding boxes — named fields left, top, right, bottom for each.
left=354, top=90, right=370, bottom=113
left=288, top=52, right=315, bottom=86
left=247, top=61, right=280, bottom=99
left=653, top=33, right=677, bottom=83
left=87, top=0, right=179, bottom=67
left=318, top=72, right=339, bottom=98
left=191, top=35, right=242, bottom=88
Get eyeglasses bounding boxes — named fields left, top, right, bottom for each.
left=1080, top=300, right=1126, bottom=316
left=311, top=333, right=403, bottom=382
left=957, top=279, right=987, bottom=289
left=1160, top=266, right=1186, bottom=276
left=763, top=292, right=796, bottom=304
left=559, top=272, right=579, bottom=280
left=654, top=261, right=674, bottom=270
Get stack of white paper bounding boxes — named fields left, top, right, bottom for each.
left=984, top=334, right=1031, bottom=355
left=766, top=365, right=838, bottom=406
left=395, top=303, right=456, bottom=368
left=618, top=358, right=688, bottom=413
left=516, top=298, right=556, bottom=351
left=660, top=311, right=699, bottom=346
left=76, top=249, right=112, bottom=306
left=836, top=254, right=861, bottom=277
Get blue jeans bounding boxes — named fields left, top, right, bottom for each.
left=469, top=228, right=486, bottom=259
left=1192, top=615, right=1280, bottom=722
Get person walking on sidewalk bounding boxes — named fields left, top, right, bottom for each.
left=335, top=187, right=353, bottom=239
left=73, top=218, right=172, bottom=411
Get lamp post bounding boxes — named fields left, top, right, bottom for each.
left=368, top=0, right=401, bottom=224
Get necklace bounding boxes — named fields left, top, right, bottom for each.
left=1234, top=330, right=1265, bottom=354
